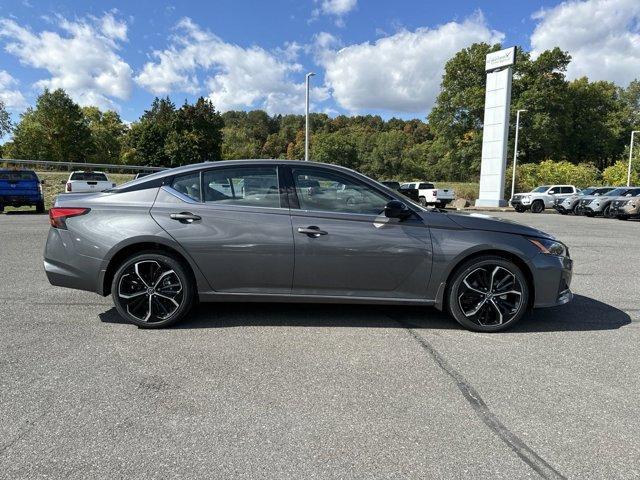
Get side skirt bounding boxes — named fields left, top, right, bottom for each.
left=198, top=291, right=435, bottom=306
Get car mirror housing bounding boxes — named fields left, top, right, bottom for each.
left=384, top=200, right=411, bottom=220
left=548, top=190, right=555, bottom=195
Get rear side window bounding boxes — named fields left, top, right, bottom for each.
left=0, top=171, right=37, bottom=180
left=70, top=172, right=108, bottom=181
left=560, top=186, right=573, bottom=194
left=202, top=166, right=280, bottom=208
left=171, top=172, right=202, bottom=202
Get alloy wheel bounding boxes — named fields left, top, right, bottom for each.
left=117, top=260, right=183, bottom=323
left=457, top=265, right=524, bottom=326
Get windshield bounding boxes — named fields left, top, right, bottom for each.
left=605, top=188, right=628, bottom=197
left=0, top=171, right=37, bottom=181
left=532, top=186, right=550, bottom=193
left=70, top=172, right=108, bottom=181
left=580, top=188, right=596, bottom=196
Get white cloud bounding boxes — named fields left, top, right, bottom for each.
left=136, top=18, right=329, bottom=114
left=0, top=70, right=26, bottom=110
left=318, top=13, right=503, bottom=113
left=531, top=0, right=640, bottom=86
left=0, top=13, right=133, bottom=110
left=311, top=0, right=357, bottom=27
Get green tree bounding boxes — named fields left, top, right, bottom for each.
left=310, top=131, right=358, bottom=169
left=165, top=98, right=223, bottom=165
left=0, top=100, right=11, bottom=139
left=10, top=89, right=91, bottom=161
left=82, top=106, right=126, bottom=164
left=122, top=97, right=175, bottom=166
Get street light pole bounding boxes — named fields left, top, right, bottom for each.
left=627, top=130, right=639, bottom=187
left=305, top=72, right=315, bottom=161
left=510, top=109, right=527, bottom=200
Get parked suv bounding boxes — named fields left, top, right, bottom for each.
left=609, top=188, right=640, bottom=220
left=579, top=187, right=638, bottom=217
left=0, top=169, right=45, bottom=213
left=510, top=185, right=578, bottom=213
left=554, top=186, right=614, bottom=215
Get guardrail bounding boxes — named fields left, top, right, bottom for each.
left=1, top=158, right=166, bottom=173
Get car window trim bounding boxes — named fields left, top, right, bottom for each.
left=283, top=165, right=403, bottom=218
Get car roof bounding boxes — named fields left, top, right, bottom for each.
left=113, top=159, right=367, bottom=191
left=70, top=170, right=107, bottom=174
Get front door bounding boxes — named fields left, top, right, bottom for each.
left=287, top=166, right=432, bottom=299
left=151, top=165, right=294, bottom=294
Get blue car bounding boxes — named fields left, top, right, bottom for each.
left=0, top=169, right=45, bottom=213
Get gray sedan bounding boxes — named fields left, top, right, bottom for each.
left=44, top=160, right=573, bottom=332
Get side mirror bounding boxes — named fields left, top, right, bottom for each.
left=548, top=190, right=555, bottom=195
left=40, top=179, right=46, bottom=185
left=384, top=200, right=411, bottom=220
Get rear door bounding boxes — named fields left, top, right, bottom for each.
left=286, top=166, right=432, bottom=299
left=151, top=165, right=295, bottom=294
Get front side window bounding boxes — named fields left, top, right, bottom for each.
left=292, top=168, right=389, bottom=215
left=171, top=172, right=202, bottom=202
left=533, top=186, right=550, bottom=193
left=202, top=166, right=280, bottom=208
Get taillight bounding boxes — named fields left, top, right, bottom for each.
left=66, top=182, right=72, bottom=192
left=49, top=207, right=90, bottom=229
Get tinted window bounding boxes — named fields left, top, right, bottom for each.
left=419, top=183, right=434, bottom=189
left=292, top=168, right=389, bottom=215
left=202, top=167, right=280, bottom=208
left=533, top=186, right=550, bottom=192
left=70, top=172, right=108, bottom=181
left=171, top=172, right=202, bottom=202
left=0, top=171, right=37, bottom=180
left=560, top=186, right=573, bottom=194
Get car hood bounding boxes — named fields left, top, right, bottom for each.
left=443, top=211, right=554, bottom=239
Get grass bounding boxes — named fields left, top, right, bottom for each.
left=2, top=171, right=135, bottom=212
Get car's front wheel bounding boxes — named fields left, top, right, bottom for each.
left=530, top=200, right=544, bottom=213
left=111, top=252, right=195, bottom=328
left=447, top=255, right=529, bottom=332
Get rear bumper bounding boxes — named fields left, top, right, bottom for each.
left=0, top=194, right=42, bottom=206
left=43, top=227, right=102, bottom=293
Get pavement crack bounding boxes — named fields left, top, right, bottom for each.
left=400, top=322, right=566, bottom=480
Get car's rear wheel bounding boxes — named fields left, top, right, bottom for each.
left=419, top=196, right=427, bottom=206
left=447, top=255, right=529, bottom=332
left=111, top=252, right=195, bottom=328
left=36, top=200, right=45, bottom=214
left=530, top=200, right=544, bottom=213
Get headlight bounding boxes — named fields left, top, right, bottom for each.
left=529, top=238, right=569, bottom=257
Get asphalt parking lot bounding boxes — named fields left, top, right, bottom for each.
left=1, top=211, right=639, bottom=479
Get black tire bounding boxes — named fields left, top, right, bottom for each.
left=602, top=205, right=612, bottom=218
left=446, top=255, right=529, bottom=332
left=0, top=204, right=4, bottom=213
left=36, top=200, right=45, bottom=214
left=617, top=215, right=629, bottom=221
left=111, top=251, right=195, bottom=328
left=584, top=211, right=594, bottom=217
left=514, top=205, right=526, bottom=213
left=419, top=196, right=427, bottom=206
left=530, top=200, right=544, bottom=213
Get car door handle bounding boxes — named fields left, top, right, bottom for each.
left=170, top=212, right=201, bottom=223
left=297, top=226, right=328, bottom=237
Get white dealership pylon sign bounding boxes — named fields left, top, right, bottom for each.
left=475, top=47, right=516, bottom=207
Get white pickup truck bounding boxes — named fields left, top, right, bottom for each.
left=400, top=182, right=456, bottom=208
left=65, top=171, right=116, bottom=193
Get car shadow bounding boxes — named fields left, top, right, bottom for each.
left=98, top=294, right=631, bottom=333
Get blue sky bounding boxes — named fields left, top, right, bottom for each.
left=0, top=0, right=639, bottom=123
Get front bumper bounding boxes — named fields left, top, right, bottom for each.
left=510, top=199, right=530, bottom=209
left=532, top=253, right=573, bottom=308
